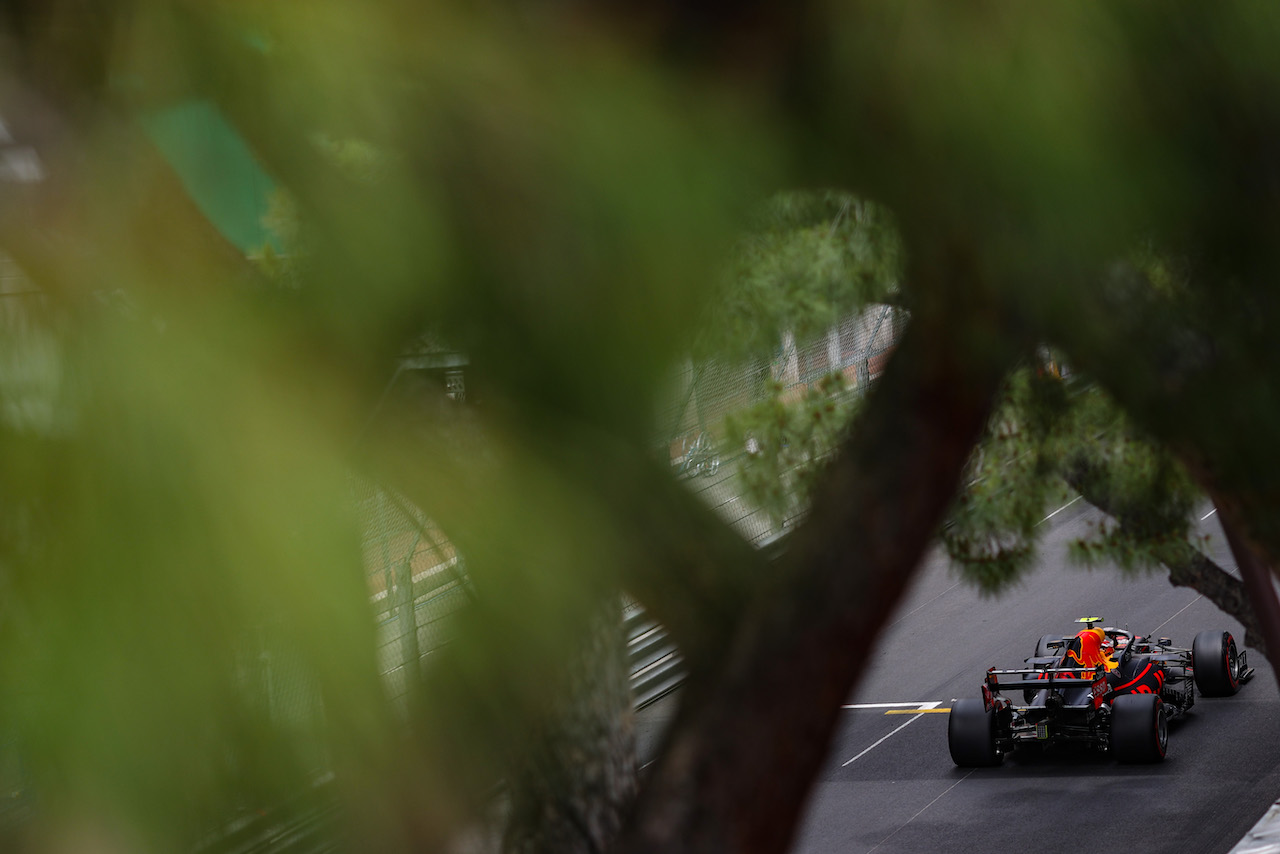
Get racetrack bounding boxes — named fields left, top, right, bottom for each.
left=790, top=500, right=1280, bottom=854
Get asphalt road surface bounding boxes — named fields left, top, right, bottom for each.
left=791, top=499, right=1280, bottom=854
left=634, top=498, right=1280, bottom=853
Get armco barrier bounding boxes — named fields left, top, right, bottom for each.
left=625, top=528, right=790, bottom=710
left=626, top=603, right=684, bottom=710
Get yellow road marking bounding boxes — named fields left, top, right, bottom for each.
left=885, top=708, right=951, bottom=714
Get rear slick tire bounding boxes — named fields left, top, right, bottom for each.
left=948, top=698, right=1003, bottom=767
left=1193, top=630, right=1241, bottom=697
left=1110, top=693, right=1168, bottom=763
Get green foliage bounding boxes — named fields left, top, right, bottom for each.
left=695, top=190, right=901, bottom=531
left=942, top=366, right=1074, bottom=594
left=723, top=373, right=860, bottom=529
left=1063, top=421, right=1200, bottom=575
left=0, top=3, right=787, bottom=847
left=7, top=1, right=1280, bottom=850
left=698, top=191, right=902, bottom=361
left=254, top=188, right=306, bottom=288
left=722, top=323, right=1209, bottom=600
left=944, top=362, right=1203, bottom=594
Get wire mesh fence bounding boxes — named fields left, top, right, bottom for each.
left=661, top=304, right=908, bottom=543
left=351, top=478, right=473, bottom=715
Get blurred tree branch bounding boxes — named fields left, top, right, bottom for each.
left=620, top=248, right=1017, bottom=853
left=6, top=3, right=1280, bottom=854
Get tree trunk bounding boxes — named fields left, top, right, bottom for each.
left=618, top=263, right=1016, bottom=854
left=1157, top=541, right=1269, bottom=661
left=1210, top=501, right=1280, bottom=687
left=502, top=599, right=637, bottom=854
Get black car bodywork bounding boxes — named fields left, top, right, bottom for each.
left=949, top=625, right=1253, bottom=766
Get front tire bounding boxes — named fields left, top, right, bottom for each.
left=1110, top=693, right=1168, bottom=763
left=1193, top=630, right=1241, bottom=697
left=948, top=698, right=1003, bottom=767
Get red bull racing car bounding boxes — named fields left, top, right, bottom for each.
left=949, top=617, right=1253, bottom=766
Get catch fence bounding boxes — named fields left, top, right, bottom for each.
left=662, top=304, right=908, bottom=544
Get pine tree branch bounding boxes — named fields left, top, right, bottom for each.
left=1206, top=497, right=1280, bottom=687
left=1060, top=460, right=1269, bottom=661
left=1033, top=270, right=1280, bottom=603
left=1155, top=541, right=1267, bottom=661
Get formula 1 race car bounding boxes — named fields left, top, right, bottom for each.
left=948, top=617, right=1254, bottom=766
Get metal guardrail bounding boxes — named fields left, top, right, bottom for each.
left=626, top=528, right=790, bottom=710
left=193, top=776, right=338, bottom=854
left=190, top=604, right=686, bottom=854
left=194, top=528, right=789, bottom=853
left=375, top=565, right=675, bottom=711
left=626, top=603, right=685, bottom=710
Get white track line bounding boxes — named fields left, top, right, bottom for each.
left=841, top=702, right=937, bottom=710
left=887, top=582, right=962, bottom=629
left=892, top=497, right=1081, bottom=632
left=1201, top=507, right=1218, bottom=521
left=867, top=770, right=975, bottom=854
left=840, top=702, right=941, bottom=767
left=1038, top=495, right=1082, bottom=525
left=1149, top=595, right=1203, bottom=635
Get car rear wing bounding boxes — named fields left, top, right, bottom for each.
left=983, top=666, right=1105, bottom=692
